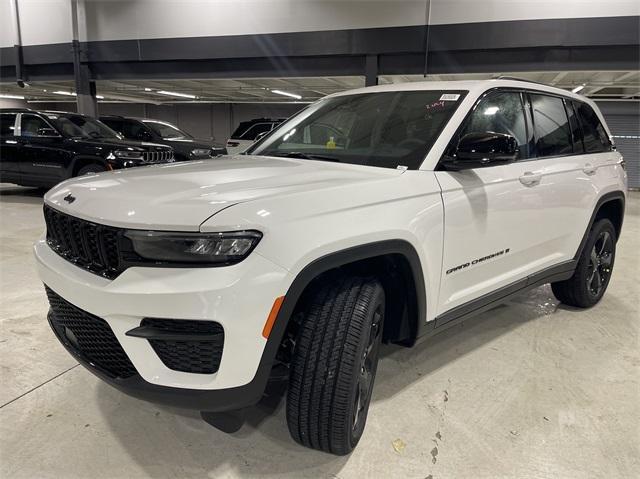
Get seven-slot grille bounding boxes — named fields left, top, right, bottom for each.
left=45, top=286, right=137, bottom=379
left=142, top=150, right=173, bottom=163
left=44, top=205, right=122, bottom=279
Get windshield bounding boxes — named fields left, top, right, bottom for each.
left=47, top=114, right=120, bottom=139
left=250, top=90, right=466, bottom=170
left=144, top=120, right=191, bottom=140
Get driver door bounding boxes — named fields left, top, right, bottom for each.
left=434, top=90, right=557, bottom=319
left=19, top=114, right=70, bottom=184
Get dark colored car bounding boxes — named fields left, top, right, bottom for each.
left=0, top=109, right=174, bottom=188
left=226, top=118, right=286, bottom=154
left=100, top=116, right=226, bottom=161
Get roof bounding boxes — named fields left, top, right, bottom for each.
left=329, top=78, right=594, bottom=104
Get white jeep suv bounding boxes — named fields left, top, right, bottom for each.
left=35, top=79, right=626, bottom=455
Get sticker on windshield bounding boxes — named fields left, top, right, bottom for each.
left=440, top=94, right=460, bottom=101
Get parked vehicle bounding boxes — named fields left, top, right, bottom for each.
left=35, top=79, right=626, bottom=455
left=100, top=116, right=226, bottom=160
left=226, top=117, right=285, bottom=154
left=0, top=109, right=174, bottom=188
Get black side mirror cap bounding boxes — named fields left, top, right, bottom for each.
left=442, top=132, right=519, bottom=170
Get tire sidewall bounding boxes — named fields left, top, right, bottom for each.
left=576, top=219, right=616, bottom=306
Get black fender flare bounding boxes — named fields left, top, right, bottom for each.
left=574, top=190, right=626, bottom=260
left=70, top=155, right=109, bottom=176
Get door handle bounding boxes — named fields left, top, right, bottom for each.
left=519, top=171, right=542, bottom=187
left=583, top=163, right=597, bottom=175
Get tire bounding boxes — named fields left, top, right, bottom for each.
left=551, top=218, right=616, bottom=308
left=286, top=275, right=385, bottom=455
left=76, top=164, right=106, bottom=177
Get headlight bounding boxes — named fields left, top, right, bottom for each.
left=108, top=150, right=144, bottom=160
left=124, top=230, right=262, bottom=265
left=191, top=148, right=212, bottom=157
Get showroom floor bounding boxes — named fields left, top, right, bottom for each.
left=1, top=185, right=638, bottom=479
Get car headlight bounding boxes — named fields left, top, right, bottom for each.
left=108, top=150, right=144, bottom=160
left=191, top=148, right=212, bottom=157
left=124, top=230, right=262, bottom=265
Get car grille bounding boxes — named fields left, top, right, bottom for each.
left=45, top=286, right=137, bottom=379
left=140, top=318, right=224, bottom=374
left=142, top=150, right=173, bottom=163
left=44, top=205, right=123, bottom=279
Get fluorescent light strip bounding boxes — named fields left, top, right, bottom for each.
left=51, top=91, right=103, bottom=99
left=571, top=85, right=585, bottom=93
left=0, top=94, right=25, bottom=100
left=272, top=89, right=302, bottom=100
left=156, top=90, right=197, bottom=99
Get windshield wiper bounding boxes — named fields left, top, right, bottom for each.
left=271, top=151, right=341, bottom=163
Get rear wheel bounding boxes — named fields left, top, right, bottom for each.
left=551, top=218, right=616, bottom=308
left=286, top=275, right=385, bottom=455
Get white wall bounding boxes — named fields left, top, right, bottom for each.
left=3, top=0, right=637, bottom=47
left=0, top=97, right=28, bottom=108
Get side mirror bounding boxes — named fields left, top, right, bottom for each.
left=37, top=127, right=60, bottom=138
left=443, top=132, right=518, bottom=170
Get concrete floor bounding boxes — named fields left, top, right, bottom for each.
left=0, top=184, right=638, bottom=479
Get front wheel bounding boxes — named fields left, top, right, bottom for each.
left=286, top=275, right=385, bottom=455
left=552, top=218, right=616, bottom=308
left=76, top=164, right=107, bottom=177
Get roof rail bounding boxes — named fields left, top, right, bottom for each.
left=495, top=76, right=552, bottom=87
left=0, top=107, right=32, bottom=112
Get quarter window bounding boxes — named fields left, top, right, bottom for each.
left=457, top=91, right=530, bottom=159
left=575, top=102, right=611, bottom=153
left=530, top=94, right=573, bottom=157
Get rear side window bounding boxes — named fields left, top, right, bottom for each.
left=530, top=94, right=573, bottom=157
left=575, top=102, right=611, bottom=153
left=457, top=91, right=531, bottom=159
left=0, top=113, right=17, bottom=136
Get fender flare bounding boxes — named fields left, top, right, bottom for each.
left=70, top=155, right=109, bottom=176
left=574, top=190, right=626, bottom=260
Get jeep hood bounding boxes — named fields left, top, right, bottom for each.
left=45, top=155, right=402, bottom=231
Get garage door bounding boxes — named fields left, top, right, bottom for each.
left=604, top=113, right=640, bottom=189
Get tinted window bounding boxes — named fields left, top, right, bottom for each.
left=46, top=114, right=119, bottom=139
left=143, top=121, right=190, bottom=140
left=240, top=123, right=272, bottom=140
left=566, top=101, right=585, bottom=154
left=575, top=102, right=611, bottom=153
left=458, top=91, right=530, bottom=159
left=0, top=113, right=17, bottom=136
left=121, top=120, right=150, bottom=140
left=530, top=94, right=572, bottom=157
left=101, top=118, right=124, bottom=135
left=253, top=90, right=466, bottom=170
left=20, top=114, right=54, bottom=137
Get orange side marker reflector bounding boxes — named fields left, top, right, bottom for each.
left=262, top=296, right=285, bottom=339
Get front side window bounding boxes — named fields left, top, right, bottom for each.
left=20, top=115, right=56, bottom=137
left=575, top=102, right=611, bottom=153
left=0, top=113, right=17, bottom=136
left=455, top=91, right=531, bottom=159
left=143, top=120, right=190, bottom=140
left=252, top=90, right=466, bottom=170
left=530, top=94, right=573, bottom=157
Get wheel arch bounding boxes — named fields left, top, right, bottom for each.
left=575, top=191, right=626, bottom=260
left=71, top=156, right=109, bottom=177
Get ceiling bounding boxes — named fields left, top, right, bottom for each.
left=1, top=70, right=638, bottom=104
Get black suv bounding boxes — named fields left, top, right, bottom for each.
left=100, top=116, right=226, bottom=161
left=0, top=109, right=174, bottom=188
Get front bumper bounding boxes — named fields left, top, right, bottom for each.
left=34, top=237, right=291, bottom=410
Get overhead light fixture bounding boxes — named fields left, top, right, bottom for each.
left=156, top=90, right=197, bottom=99
left=571, top=85, right=585, bottom=93
left=0, top=94, right=25, bottom=100
left=144, top=88, right=152, bottom=92
left=272, top=89, right=302, bottom=100
left=96, top=95, right=104, bottom=99
left=53, top=91, right=76, bottom=96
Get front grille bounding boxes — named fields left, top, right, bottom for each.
left=44, top=205, right=122, bottom=279
left=141, top=318, right=224, bottom=374
left=45, top=286, right=137, bottom=379
left=142, top=150, right=173, bottom=163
